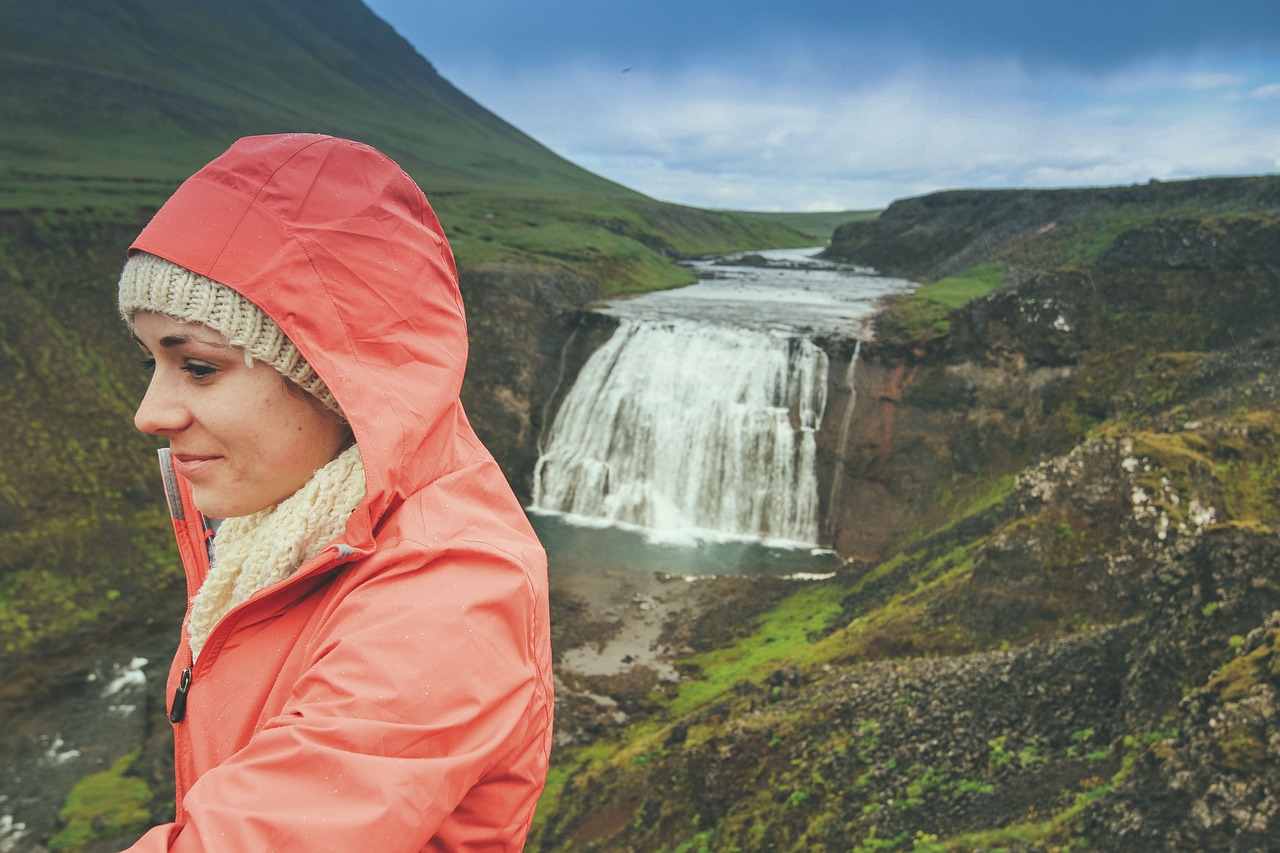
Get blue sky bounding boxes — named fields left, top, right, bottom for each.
left=363, top=0, right=1280, bottom=211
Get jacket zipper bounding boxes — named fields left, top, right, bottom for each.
left=157, top=447, right=208, bottom=817
left=166, top=543, right=355, bottom=726
left=169, top=522, right=207, bottom=725
left=170, top=666, right=192, bottom=723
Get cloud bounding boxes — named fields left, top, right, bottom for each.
left=442, top=47, right=1280, bottom=211
left=1250, top=82, right=1280, bottom=100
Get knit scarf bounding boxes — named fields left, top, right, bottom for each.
left=187, top=444, right=366, bottom=661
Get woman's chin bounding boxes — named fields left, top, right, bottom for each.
left=192, top=490, right=267, bottom=520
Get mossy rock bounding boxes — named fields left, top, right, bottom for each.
left=47, top=748, right=154, bottom=851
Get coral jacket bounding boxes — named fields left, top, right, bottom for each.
left=124, top=134, right=553, bottom=851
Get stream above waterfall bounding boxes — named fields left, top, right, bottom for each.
left=597, top=246, right=917, bottom=338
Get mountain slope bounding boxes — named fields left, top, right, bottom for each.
left=0, top=0, right=809, bottom=288
left=0, top=0, right=629, bottom=201
left=825, top=177, right=1280, bottom=282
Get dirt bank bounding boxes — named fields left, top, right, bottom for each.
left=549, top=565, right=817, bottom=748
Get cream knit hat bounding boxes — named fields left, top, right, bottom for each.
left=118, top=252, right=340, bottom=415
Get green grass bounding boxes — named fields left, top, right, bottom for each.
left=912, top=264, right=1005, bottom=309
left=734, top=209, right=881, bottom=242
left=668, top=582, right=850, bottom=717
left=875, top=263, right=1006, bottom=347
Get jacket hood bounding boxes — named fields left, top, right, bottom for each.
left=131, top=134, right=472, bottom=548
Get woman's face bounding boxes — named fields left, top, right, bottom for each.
left=132, top=311, right=350, bottom=519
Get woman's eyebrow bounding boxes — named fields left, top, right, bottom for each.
left=133, top=332, right=234, bottom=350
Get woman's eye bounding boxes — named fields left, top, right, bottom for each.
left=182, top=363, right=217, bottom=379
left=139, top=358, right=156, bottom=371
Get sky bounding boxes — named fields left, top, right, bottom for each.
left=362, top=0, right=1280, bottom=212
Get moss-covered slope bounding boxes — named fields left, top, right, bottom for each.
left=0, top=209, right=187, bottom=769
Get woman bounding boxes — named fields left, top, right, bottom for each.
left=117, top=133, right=553, bottom=851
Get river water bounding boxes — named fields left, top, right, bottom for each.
left=598, top=247, right=916, bottom=337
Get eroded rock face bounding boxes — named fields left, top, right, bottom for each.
left=457, top=262, right=594, bottom=502
left=814, top=210, right=1280, bottom=565
left=1081, top=554, right=1280, bottom=850
left=814, top=344, right=1081, bottom=560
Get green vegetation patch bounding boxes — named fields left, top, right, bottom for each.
left=1060, top=209, right=1162, bottom=265
left=735, top=209, right=880, bottom=242
left=1215, top=410, right=1280, bottom=526
left=913, top=264, right=1005, bottom=309
left=0, top=506, right=177, bottom=654
left=1206, top=625, right=1280, bottom=707
left=0, top=210, right=185, bottom=657
left=1095, top=407, right=1280, bottom=531
left=875, top=264, right=1005, bottom=348
left=670, top=582, right=849, bottom=717
left=48, top=749, right=154, bottom=851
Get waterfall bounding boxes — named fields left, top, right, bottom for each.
left=532, top=318, right=829, bottom=544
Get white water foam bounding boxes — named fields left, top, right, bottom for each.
left=533, top=319, right=828, bottom=543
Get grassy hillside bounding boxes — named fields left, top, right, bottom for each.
left=737, top=209, right=880, bottom=243
left=0, top=0, right=817, bottom=293
left=826, top=178, right=1280, bottom=283
left=0, top=0, right=619, bottom=203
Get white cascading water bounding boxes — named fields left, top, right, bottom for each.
left=532, top=318, right=829, bottom=544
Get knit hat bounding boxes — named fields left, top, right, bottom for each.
left=118, top=251, right=340, bottom=415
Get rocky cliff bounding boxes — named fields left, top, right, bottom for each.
left=719, top=185, right=1280, bottom=561
left=530, top=181, right=1280, bottom=851
left=825, top=177, right=1280, bottom=281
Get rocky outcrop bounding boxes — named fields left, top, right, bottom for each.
left=457, top=262, right=594, bottom=501
left=824, top=177, right=1280, bottom=280
left=812, top=209, right=1280, bottom=565
left=1082, top=539, right=1280, bottom=851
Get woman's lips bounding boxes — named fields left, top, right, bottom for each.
left=172, top=454, right=222, bottom=478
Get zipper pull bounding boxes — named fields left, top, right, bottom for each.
left=170, top=667, right=192, bottom=723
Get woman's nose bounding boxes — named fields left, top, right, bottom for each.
left=134, top=375, right=190, bottom=435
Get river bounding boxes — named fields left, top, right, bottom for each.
left=598, top=247, right=916, bottom=337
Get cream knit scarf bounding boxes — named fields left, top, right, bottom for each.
left=187, top=444, right=366, bottom=661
